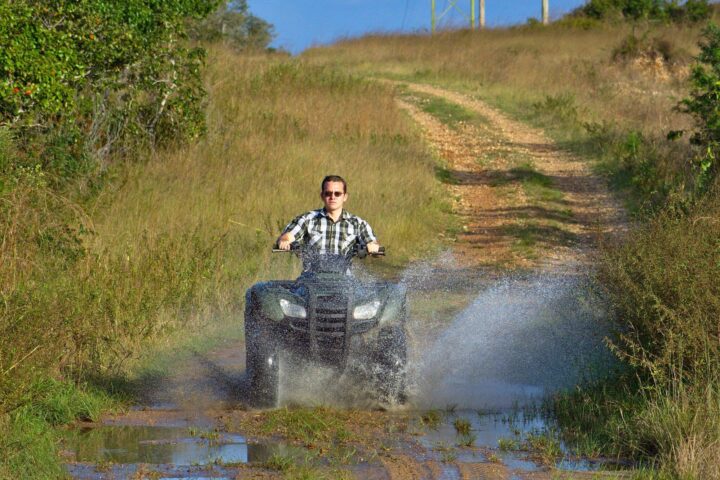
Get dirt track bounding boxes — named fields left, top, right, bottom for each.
left=61, top=82, right=628, bottom=480
left=395, top=82, right=626, bottom=270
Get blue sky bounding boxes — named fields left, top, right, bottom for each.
left=246, top=0, right=590, bottom=54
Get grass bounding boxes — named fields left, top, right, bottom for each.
left=303, top=18, right=720, bottom=478
left=452, top=417, right=471, bottom=436
left=305, top=19, right=706, bottom=212
left=401, top=90, right=484, bottom=129
left=262, top=453, right=347, bottom=480
left=497, top=438, right=519, bottom=451
left=419, top=410, right=444, bottom=430
left=0, top=44, right=455, bottom=477
left=262, top=407, right=353, bottom=446
left=522, top=432, right=563, bottom=464
left=0, top=379, right=119, bottom=478
left=457, top=433, right=476, bottom=447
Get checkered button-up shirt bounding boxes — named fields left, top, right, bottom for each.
left=282, top=208, right=377, bottom=255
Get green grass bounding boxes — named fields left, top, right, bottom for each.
left=434, top=165, right=459, bottom=184
left=453, top=417, right=471, bottom=436
left=497, top=438, right=519, bottom=451
left=0, top=378, right=121, bottom=478
left=457, top=433, right=476, bottom=447
left=402, top=91, right=484, bottom=130
left=262, top=453, right=347, bottom=480
left=262, top=407, right=352, bottom=445
left=489, top=161, right=565, bottom=204
left=521, top=432, right=563, bottom=464
left=419, top=410, right=444, bottom=430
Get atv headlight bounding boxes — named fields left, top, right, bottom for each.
left=353, top=300, right=381, bottom=320
left=279, top=298, right=307, bottom=318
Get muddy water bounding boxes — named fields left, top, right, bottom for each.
left=62, top=426, right=300, bottom=465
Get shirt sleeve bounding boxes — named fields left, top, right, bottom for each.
left=357, top=217, right=377, bottom=245
left=282, top=212, right=311, bottom=242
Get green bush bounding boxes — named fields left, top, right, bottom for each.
left=571, top=0, right=711, bottom=23
left=0, top=0, right=219, bottom=176
left=188, top=0, right=274, bottom=50
left=599, top=190, right=720, bottom=382
left=678, top=23, right=720, bottom=191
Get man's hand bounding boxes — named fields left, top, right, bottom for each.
left=367, top=241, right=380, bottom=254
left=277, top=233, right=295, bottom=250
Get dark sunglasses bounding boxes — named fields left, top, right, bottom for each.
left=323, top=190, right=344, bottom=198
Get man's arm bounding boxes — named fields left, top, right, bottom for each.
left=277, top=212, right=311, bottom=250
left=357, top=217, right=380, bottom=253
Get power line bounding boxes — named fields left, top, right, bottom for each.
left=401, top=0, right=410, bottom=29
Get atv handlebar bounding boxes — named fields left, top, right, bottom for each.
left=272, top=242, right=385, bottom=257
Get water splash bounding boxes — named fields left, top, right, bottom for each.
left=406, top=265, right=613, bottom=409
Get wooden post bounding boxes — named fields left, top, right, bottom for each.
left=542, top=0, right=549, bottom=25
left=480, top=0, right=485, bottom=28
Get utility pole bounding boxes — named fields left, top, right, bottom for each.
left=431, top=0, right=477, bottom=33
left=431, top=0, right=437, bottom=32
left=479, top=0, right=485, bottom=29
left=542, top=0, right=549, bottom=25
left=471, top=0, right=475, bottom=29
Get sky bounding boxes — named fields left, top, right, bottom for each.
left=246, top=0, right=590, bottom=54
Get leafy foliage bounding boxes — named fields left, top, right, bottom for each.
left=573, top=0, right=711, bottom=22
left=679, top=23, right=720, bottom=190
left=0, top=0, right=219, bottom=172
left=188, top=0, right=274, bottom=50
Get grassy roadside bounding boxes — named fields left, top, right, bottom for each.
left=304, top=20, right=720, bottom=479
left=0, top=45, right=454, bottom=477
left=304, top=20, right=709, bottom=212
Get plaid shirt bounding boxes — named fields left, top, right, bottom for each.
left=282, top=208, right=377, bottom=255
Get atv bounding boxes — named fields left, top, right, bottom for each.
left=244, top=242, right=408, bottom=408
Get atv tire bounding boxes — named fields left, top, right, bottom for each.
left=374, top=325, right=408, bottom=407
left=245, top=300, right=279, bottom=408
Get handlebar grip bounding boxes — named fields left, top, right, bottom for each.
left=272, top=241, right=300, bottom=253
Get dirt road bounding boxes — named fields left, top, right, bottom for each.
left=395, top=82, right=626, bottom=270
left=61, top=82, right=628, bottom=480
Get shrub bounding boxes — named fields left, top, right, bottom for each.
left=678, top=23, right=720, bottom=191
left=0, top=0, right=219, bottom=174
left=188, top=0, right=274, bottom=50
left=599, top=189, right=720, bottom=382
left=571, top=0, right=711, bottom=23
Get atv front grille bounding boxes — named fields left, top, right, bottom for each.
left=289, top=289, right=350, bottom=360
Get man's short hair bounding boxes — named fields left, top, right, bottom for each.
left=321, top=175, right=347, bottom=193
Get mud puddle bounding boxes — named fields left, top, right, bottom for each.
left=61, top=421, right=387, bottom=479
left=61, top=425, right=303, bottom=465
left=417, top=409, right=617, bottom=474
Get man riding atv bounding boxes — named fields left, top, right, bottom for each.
left=276, top=175, right=380, bottom=260
left=244, top=175, right=408, bottom=407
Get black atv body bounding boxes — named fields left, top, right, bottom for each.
left=244, top=245, right=407, bottom=407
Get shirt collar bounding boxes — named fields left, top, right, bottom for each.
left=319, top=208, right=349, bottom=220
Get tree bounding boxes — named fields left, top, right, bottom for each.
left=679, top=23, right=720, bottom=190
left=188, top=1, right=274, bottom=50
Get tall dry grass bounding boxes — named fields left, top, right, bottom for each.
left=97, top=47, right=447, bottom=264
left=0, top=44, right=451, bottom=472
left=305, top=23, right=701, bottom=137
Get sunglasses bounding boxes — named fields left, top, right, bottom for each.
left=323, top=190, right=344, bottom=198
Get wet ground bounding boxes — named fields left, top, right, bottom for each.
left=59, top=261, right=627, bottom=480
left=61, top=405, right=625, bottom=479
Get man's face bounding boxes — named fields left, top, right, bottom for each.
left=321, top=181, right=348, bottom=212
